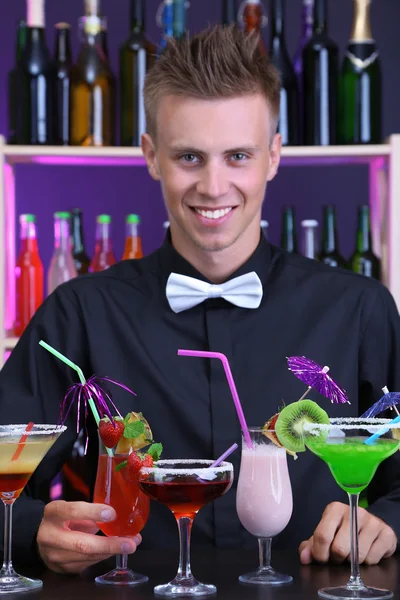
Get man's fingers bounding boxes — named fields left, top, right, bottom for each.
left=311, top=503, right=346, bottom=563
left=357, top=521, right=382, bottom=564
left=299, top=538, right=313, bottom=565
left=44, top=500, right=116, bottom=525
left=364, top=528, right=397, bottom=566
left=329, top=521, right=352, bottom=564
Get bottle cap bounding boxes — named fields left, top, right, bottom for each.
left=20, top=214, right=36, bottom=223
left=301, top=219, right=318, bottom=228
left=97, top=214, right=111, bottom=224
left=126, top=214, right=140, bottom=224
left=54, top=211, right=71, bottom=220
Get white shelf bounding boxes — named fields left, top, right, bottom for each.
left=4, top=337, right=18, bottom=350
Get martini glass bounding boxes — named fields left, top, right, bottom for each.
left=0, top=424, right=66, bottom=595
left=304, top=418, right=400, bottom=600
left=93, top=434, right=150, bottom=585
left=138, top=459, right=234, bottom=597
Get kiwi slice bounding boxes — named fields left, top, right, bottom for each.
left=275, top=399, right=330, bottom=453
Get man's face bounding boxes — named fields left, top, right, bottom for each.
left=143, top=93, right=281, bottom=257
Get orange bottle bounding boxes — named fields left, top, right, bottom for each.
left=122, top=214, right=143, bottom=260
left=14, top=214, right=44, bottom=337
left=89, top=214, right=117, bottom=272
left=242, top=0, right=267, bottom=54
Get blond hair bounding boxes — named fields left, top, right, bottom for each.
left=144, top=25, right=281, bottom=142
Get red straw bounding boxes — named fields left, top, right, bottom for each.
left=11, top=422, right=35, bottom=462
left=178, top=350, right=253, bottom=449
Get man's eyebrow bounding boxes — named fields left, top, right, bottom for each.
left=168, top=144, right=262, bottom=154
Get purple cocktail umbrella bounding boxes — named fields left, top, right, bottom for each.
left=287, top=356, right=349, bottom=405
left=361, top=386, right=400, bottom=418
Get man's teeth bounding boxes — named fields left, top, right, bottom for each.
left=194, top=207, right=232, bottom=220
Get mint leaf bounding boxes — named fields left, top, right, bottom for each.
left=124, top=414, right=131, bottom=427
left=147, top=443, right=163, bottom=461
left=115, top=460, right=128, bottom=472
left=124, top=421, right=145, bottom=439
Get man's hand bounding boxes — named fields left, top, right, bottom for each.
left=299, top=502, right=397, bottom=566
left=37, top=501, right=142, bottom=574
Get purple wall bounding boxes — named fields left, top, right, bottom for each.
left=1, top=0, right=399, bottom=272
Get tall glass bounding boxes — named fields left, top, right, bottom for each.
left=93, top=434, right=150, bottom=585
left=139, top=459, right=234, bottom=597
left=236, top=428, right=293, bottom=585
left=0, top=424, right=66, bottom=594
left=304, top=418, right=400, bottom=600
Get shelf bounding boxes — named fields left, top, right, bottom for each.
left=4, top=336, right=18, bottom=350
left=3, top=143, right=390, bottom=167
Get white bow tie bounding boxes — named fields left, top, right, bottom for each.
left=166, top=271, right=263, bottom=313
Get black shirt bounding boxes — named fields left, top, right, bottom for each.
left=2, top=233, right=400, bottom=566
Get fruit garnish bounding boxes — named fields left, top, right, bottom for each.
left=275, top=399, right=330, bottom=453
left=115, top=411, right=153, bottom=454
left=115, top=443, right=163, bottom=475
left=263, top=412, right=298, bottom=460
left=99, top=416, right=125, bottom=448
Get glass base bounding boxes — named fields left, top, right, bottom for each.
left=0, top=571, right=43, bottom=595
left=239, top=566, right=293, bottom=586
left=95, top=567, right=148, bottom=586
left=318, top=585, right=393, bottom=600
left=154, top=576, right=216, bottom=597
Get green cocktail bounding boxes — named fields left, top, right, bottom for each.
left=306, top=436, right=400, bottom=494
left=304, top=418, right=400, bottom=600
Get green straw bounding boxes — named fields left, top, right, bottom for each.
left=39, top=340, right=113, bottom=457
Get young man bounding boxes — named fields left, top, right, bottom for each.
left=1, top=26, right=399, bottom=575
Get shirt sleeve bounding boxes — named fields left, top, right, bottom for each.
left=0, top=283, right=90, bottom=566
left=359, top=284, right=400, bottom=545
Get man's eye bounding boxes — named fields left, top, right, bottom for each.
left=230, top=153, right=247, bottom=161
left=180, top=154, right=198, bottom=163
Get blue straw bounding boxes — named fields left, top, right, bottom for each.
left=364, top=414, right=400, bottom=445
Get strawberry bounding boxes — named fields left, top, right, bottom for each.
left=99, top=417, right=125, bottom=448
left=127, top=451, right=144, bottom=478
left=142, top=454, right=154, bottom=468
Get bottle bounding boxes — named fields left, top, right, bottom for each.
left=70, top=2, right=116, bottom=146
left=173, top=0, right=187, bottom=39
left=350, top=205, right=380, bottom=279
left=241, top=0, right=267, bottom=55
left=339, top=0, right=381, bottom=144
left=292, top=0, right=314, bottom=142
left=16, top=0, right=56, bottom=145
left=158, top=0, right=174, bottom=55
left=120, top=0, right=156, bottom=147
left=89, top=214, right=117, bottom=272
left=70, top=209, right=91, bottom=275
left=54, top=23, right=72, bottom=146
left=7, top=20, right=27, bottom=145
left=222, top=0, right=237, bottom=25
left=318, top=205, right=347, bottom=268
left=47, top=212, right=78, bottom=295
left=122, top=214, right=143, bottom=260
left=302, top=0, right=338, bottom=146
left=100, top=16, right=109, bottom=58
left=269, top=0, right=299, bottom=146
left=14, top=214, right=44, bottom=337
left=300, top=219, right=319, bottom=259
left=280, top=206, right=297, bottom=253
left=260, top=220, right=269, bottom=240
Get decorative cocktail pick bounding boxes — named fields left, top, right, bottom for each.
left=287, top=356, right=349, bottom=405
left=11, top=422, right=34, bottom=462
left=361, top=386, right=400, bottom=418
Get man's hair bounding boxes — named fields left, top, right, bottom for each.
left=144, top=25, right=281, bottom=142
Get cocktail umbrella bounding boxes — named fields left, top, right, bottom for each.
left=287, top=356, right=349, bottom=405
left=361, top=386, right=400, bottom=418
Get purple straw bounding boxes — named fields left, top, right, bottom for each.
left=210, top=443, right=238, bottom=467
left=178, top=349, right=253, bottom=449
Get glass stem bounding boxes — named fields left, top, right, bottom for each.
left=258, top=537, right=272, bottom=571
left=1, top=500, right=16, bottom=576
left=176, top=516, right=194, bottom=581
left=116, top=554, right=128, bottom=570
left=348, top=493, right=363, bottom=588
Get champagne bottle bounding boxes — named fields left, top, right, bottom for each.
left=300, top=219, right=319, bottom=259
left=293, top=0, right=314, bottom=143
left=222, top=0, right=237, bottom=25
left=120, top=0, right=156, bottom=146
left=54, top=23, right=72, bottom=146
left=350, top=205, right=380, bottom=279
left=16, top=0, right=56, bottom=145
left=242, top=0, right=267, bottom=55
left=280, top=206, right=297, bottom=253
left=70, top=2, right=115, bottom=146
left=339, top=0, right=381, bottom=144
left=70, top=208, right=91, bottom=275
left=318, top=205, right=347, bottom=268
left=303, top=0, right=338, bottom=145
left=8, top=20, right=27, bottom=144
left=173, top=0, right=187, bottom=39
left=269, top=0, right=299, bottom=145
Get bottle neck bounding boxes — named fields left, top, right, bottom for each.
left=350, top=0, right=373, bottom=42
left=54, top=219, right=71, bottom=252
left=26, top=27, right=46, bottom=46
left=356, top=207, right=372, bottom=253
left=271, top=0, right=285, bottom=37
left=244, top=3, right=263, bottom=33
left=302, top=225, right=318, bottom=259
left=20, top=222, right=37, bottom=241
left=27, top=0, right=45, bottom=27
left=302, top=0, right=314, bottom=38
left=130, top=0, right=145, bottom=33
left=322, top=208, right=338, bottom=253
left=71, top=214, right=85, bottom=254
left=85, top=0, right=101, bottom=17
left=313, top=0, right=327, bottom=35
left=15, top=21, right=27, bottom=61
left=173, top=0, right=186, bottom=39
left=222, top=0, right=237, bottom=24
left=55, top=29, right=71, bottom=62
left=96, top=223, right=113, bottom=250
left=281, top=210, right=297, bottom=252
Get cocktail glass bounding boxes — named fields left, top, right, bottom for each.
left=304, top=418, right=400, bottom=600
left=236, top=428, right=293, bottom=585
left=0, top=423, right=66, bottom=595
left=93, top=434, right=150, bottom=585
left=138, top=459, right=234, bottom=597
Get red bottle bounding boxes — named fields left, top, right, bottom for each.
left=242, top=0, right=267, bottom=54
left=122, top=214, right=143, bottom=260
left=14, top=214, right=44, bottom=337
left=89, top=214, right=117, bottom=272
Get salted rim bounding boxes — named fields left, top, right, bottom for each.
left=140, top=459, right=233, bottom=476
left=0, top=425, right=67, bottom=438
left=304, top=418, right=400, bottom=432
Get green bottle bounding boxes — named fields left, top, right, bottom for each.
left=8, top=20, right=27, bottom=144
left=339, top=0, right=381, bottom=144
left=280, top=206, right=297, bottom=253
left=350, top=205, right=380, bottom=279
left=318, top=205, right=347, bottom=268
